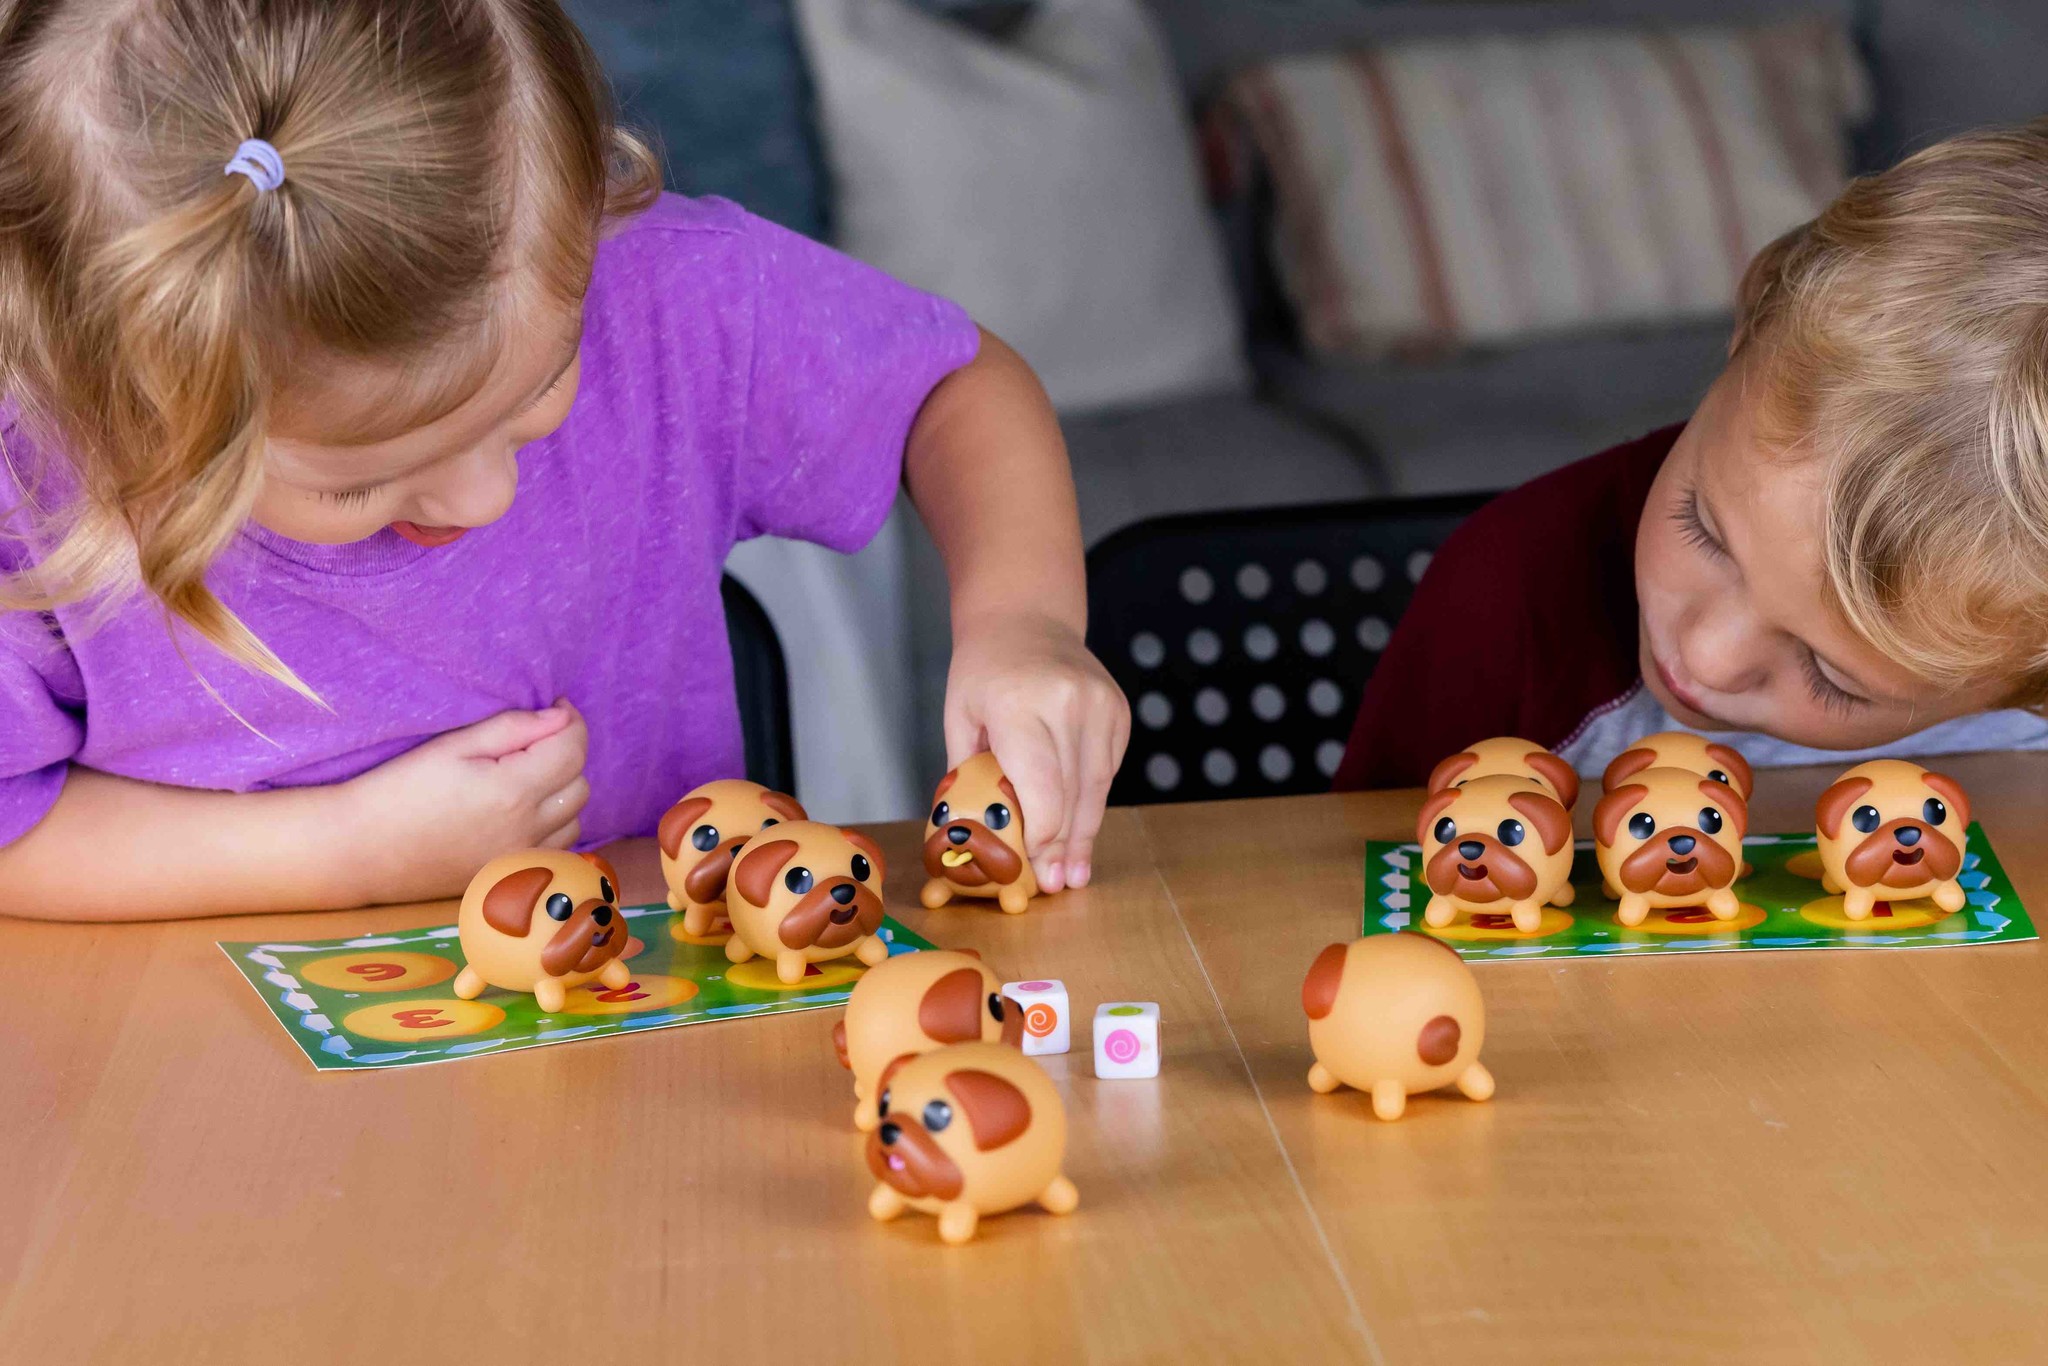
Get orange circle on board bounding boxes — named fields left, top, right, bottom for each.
left=1427, top=905, right=1574, bottom=942
left=670, top=913, right=734, bottom=947
left=1622, top=901, right=1767, bottom=936
left=724, top=957, right=869, bottom=992
left=342, top=998, right=504, bottom=1042
left=1783, top=850, right=1826, bottom=882
left=301, top=951, right=459, bottom=993
left=1798, top=896, right=1957, bottom=931
left=557, top=973, right=700, bottom=1015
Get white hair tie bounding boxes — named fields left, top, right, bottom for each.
left=223, top=139, right=286, bottom=194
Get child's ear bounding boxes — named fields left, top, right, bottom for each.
left=1815, top=776, right=1874, bottom=839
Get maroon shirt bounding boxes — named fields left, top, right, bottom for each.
left=1333, top=425, right=1680, bottom=791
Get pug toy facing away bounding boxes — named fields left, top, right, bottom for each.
left=726, top=821, right=892, bottom=984
left=920, top=752, right=1039, bottom=914
left=1815, top=760, right=1970, bottom=921
left=1594, top=768, right=1747, bottom=927
left=866, top=1041, right=1078, bottom=1245
left=835, top=949, right=1023, bottom=1131
left=454, top=849, right=633, bottom=1013
left=1302, top=932, right=1493, bottom=1121
left=1600, top=730, right=1754, bottom=800
left=1417, top=774, right=1577, bottom=933
left=1427, top=735, right=1580, bottom=809
left=656, top=779, right=808, bottom=937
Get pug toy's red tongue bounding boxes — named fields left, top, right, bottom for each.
left=390, top=520, right=468, bottom=548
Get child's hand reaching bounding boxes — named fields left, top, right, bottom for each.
left=945, top=612, right=1130, bottom=893
left=339, top=699, right=591, bottom=905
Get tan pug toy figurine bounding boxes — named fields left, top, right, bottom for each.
left=1302, top=933, right=1494, bottom=1122
left=866, top=1041, right=1078, bottom=1244
left=1593, top=767, right=1747, bottom=927
left=454, top=849, right=633, bottom=1013
left=655, top=778, right=807, bottom=937
left=920, top=752, right=1039, bottom=914
left=726, top=821, right=892, bottom=984
left=1417, top=774, right=1577, bottom=933
left=835, top=950, right=1024, bottom=1130
left=1427, top=735, right=1580, bottom=808
left=1815, top=759, right=1971, bottom=921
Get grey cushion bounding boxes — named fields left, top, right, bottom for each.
left=565, top=0, right=831, bottom=237
left=1256, top=319, right=1731, bottom=494
left=1062, top=394, right=1382, bottom=546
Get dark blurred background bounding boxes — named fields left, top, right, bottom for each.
left=561, top=0, right=2048, bottom=819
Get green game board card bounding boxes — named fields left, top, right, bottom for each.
left=1362, top=822, right=2034, bottom=961
left=223, top=904, right=938, bottom=1071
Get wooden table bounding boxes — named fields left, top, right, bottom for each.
left=4, top=752, right=2046, bottom=1364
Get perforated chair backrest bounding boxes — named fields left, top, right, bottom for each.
left=721, top=575, right=796, bottom=795
left=1085, top=495, right=1489, bottom=805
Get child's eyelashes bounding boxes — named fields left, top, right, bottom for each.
left=1673, top=486, right=1726, bottom=559
left=1801, top=649, right=1867, bottom=715
left=320, top=486, right=380, bottom=507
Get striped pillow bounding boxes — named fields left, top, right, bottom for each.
left=1223, top=19, right=1871, bottom=359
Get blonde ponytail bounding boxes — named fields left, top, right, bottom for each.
left=0, top=0, right=660, bottom=693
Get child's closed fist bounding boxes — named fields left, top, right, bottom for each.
left=338, top=699, right=590, bottom=905
left=944, top=614, right=1130, bottom=893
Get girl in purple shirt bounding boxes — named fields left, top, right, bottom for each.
left=0, top=1, right=1128, bottom=919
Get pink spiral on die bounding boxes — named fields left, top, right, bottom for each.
left=1103, top=1028, right=1141, bottom=1065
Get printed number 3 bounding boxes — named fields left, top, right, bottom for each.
left=393, top=1008, right=451, bottom=1030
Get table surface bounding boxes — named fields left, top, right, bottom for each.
left=4, top=752, right=2046, bottom=1365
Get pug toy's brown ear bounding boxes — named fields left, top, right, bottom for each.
left=919, top=968, right=988, bottom=1044
left=1705, top=743, right=1755, bottom=798
left=1601, top=747, right=1658, bottom=791
left=1507, top=788, right=1573, bottom=855
left=482, top=866, right=554, bottom=936
left=762, top=789, right=809, bottom=823
left=657, top=797, right=712, bottom=859
left=945, top=1069, right=1032, bottom=1151
left=733, top=839, right=800, bottom=906
left=1302, top=943, right=1348, bottom=1021
left=843, top=828, right=886, bottom=883
left=1525, top=750, right=1581, bottom=809
left=1594, top=785, right=1648, bottom=846
left=1923, top=771, right=1971, bottom=831
left=1698, top=779, right=1748, bottom=840
left=1816, top=776, right=1874, bottom=840
left=1425, top=750, right=1477, bottom=793
left=1416, top=789, right=1459, bottom=847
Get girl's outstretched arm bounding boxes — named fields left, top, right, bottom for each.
left=904, top=327, right=1131, bottom=893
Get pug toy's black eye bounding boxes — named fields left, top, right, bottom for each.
left=1628, top=812, right=1656, bottom=840
left=1851, top=805, right=1881, bottom=834
left=878, top=1089, right=891, bottom=1114
left=785, top=867, right=815, bottom=894
left=931, top=801, right=950, bottom=828
left=922, top=1099, right=953, bottom=1132
left=690, top=824, right=720, bottom=853
left=760, top=818, right=778, bottom=829
left=1708, top=769, right=1730, bottom=786
left=988, top=993, right=1005, bottom=1021
left=850, top=854, right=872, bottom=881
left=599, top=876, right=616, bottom=904
left=1432, top=817, right=1456, bottom=844
left=984, top=803, right=1012, bottom=831
left=1496, top=819, right=1525, bottom=847
left=1923, top=797, right=1947, bottom=826
left=1698, top=807, right=1723, bottom=835
left=545, top=893, right=573, bottom=921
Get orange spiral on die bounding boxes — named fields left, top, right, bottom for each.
left=1023, top=1001, right=1058, bottom=1038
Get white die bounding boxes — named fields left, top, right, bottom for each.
left=1093, top=1002, right=1161, bottom=1079
left=1000, top=979, right=1070, bottom=1056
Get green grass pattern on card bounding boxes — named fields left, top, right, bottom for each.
left=223, top=905, right=937, bottom=1071
left=1362, top=822, right=2033, bottom=961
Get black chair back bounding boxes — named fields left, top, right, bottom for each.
left=1085, top=494, right=1489, bottom=805
left=721, top=575, right=796, bottom=795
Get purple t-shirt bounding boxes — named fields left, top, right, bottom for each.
left=0, top=194, right=979, bottom=849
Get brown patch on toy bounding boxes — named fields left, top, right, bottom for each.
left=1302, top=942, right=1348, bottom=1020
left=481, top=866, right=553, bottom=937
left=919, top=968, right=990, bottom=1045
left=733, top=839, right=799, bottom=907
left=656, top=796, right=712, bottom=859
left=947, top=1068, right=1032, bottom=1151
left=1417, top=1014, right=1462, bottom=1066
